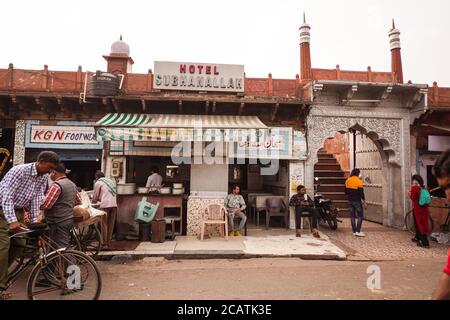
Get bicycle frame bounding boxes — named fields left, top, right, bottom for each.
left=6, top=232, right=67, bottom=291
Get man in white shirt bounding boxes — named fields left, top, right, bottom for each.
left=146, top=166, right=163, bottom=188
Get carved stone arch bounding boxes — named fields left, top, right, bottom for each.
left=307, top=116, right=401, bottom=167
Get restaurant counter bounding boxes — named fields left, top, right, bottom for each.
left=116, top=193, right=183, bottom=238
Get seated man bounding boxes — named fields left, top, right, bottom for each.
left=289, top=185, right=320, bottom=238
left=224, top=185, right=247, bottom=237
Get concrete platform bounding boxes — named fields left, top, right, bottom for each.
left=96, top=233, right=346, bottom=260
left=243, top=234, right=346, bottom=260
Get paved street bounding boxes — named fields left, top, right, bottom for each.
left=7, top=256, right=446, bottom=300
left=7, top=219, right=449, bottom=300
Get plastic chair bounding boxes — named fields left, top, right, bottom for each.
left=201, top=204, right=228, bottom=240
left=135, top=197, right=159, bottom=223
left=265, top=197, right=288, bottom=230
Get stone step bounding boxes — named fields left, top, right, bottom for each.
left=317, top=153, right=335, bottom=159
left=332, top=200, right=350, bottom=209
left=317, top=184, right=346, bottom=192
left=314, top=164, right=342, bottom=171
left=320, top=192, right=348, bottom=201
left=316, top=158, right=339, bottom=164
left=314, top=170, right=345, bottom=178
left=315, top=177, right=347, bottom=184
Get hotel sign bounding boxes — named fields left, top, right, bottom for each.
left=154, top=61, right=245, bottom=93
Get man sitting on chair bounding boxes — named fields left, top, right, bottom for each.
left=289, top=185, right=320, bottom=238
left=224, top=185, right=247, bottom=237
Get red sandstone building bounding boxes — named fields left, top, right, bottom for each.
left=0, top=17, right=448, bottom=234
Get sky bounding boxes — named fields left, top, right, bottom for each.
left=1, top=0, right=449, bottom=86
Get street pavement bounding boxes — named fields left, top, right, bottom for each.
left=6, top=218, right=449, bottom=300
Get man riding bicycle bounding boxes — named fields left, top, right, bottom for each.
left=0, top=151, right=59, bottom=300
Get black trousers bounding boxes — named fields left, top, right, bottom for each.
left=294, top=206, right=318, bottom=230
left=48, top=219, right=74, bottom=249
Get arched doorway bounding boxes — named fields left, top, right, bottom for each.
left=315, top=129, right=388, bottom=223
left=306, top=116, right=407, bottom=228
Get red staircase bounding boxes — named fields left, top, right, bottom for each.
left=314, top=150, right=350, bottom=217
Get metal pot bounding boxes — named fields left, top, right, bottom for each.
left=159, top=187, right=171, bottom=194
left=117, top=183, right=136, bottom=195
left=138, top=187, right=149, bottom=194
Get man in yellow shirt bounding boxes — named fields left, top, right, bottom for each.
left=345, top=169, right=367, bottom=237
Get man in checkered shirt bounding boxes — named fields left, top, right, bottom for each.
left=0, top=151, right=59, bottom=300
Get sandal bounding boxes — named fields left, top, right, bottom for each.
left=295, top=230, right=301, bottom=237
left=312, top=229, right=321, bottom=238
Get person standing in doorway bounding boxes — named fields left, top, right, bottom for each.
left=345, top=169, right=368, bottom=237
left=224, top=185, right=247, bottom=237
left=432, top=149, right=450, bottom=300
left=408, top=174, right=430, bottom=248
left=40, top=162, right=81, bottom=249
left=146, top=166, right=163, bottom=189
left=0, top=151, right=59, bottom=300
left=92, top=170, right=117, bottom=249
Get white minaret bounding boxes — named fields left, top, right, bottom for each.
left=388, top=19, right=401, bottom=50
left=299, top=12, right=311, bottom=45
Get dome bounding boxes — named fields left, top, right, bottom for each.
left=111, top=35, right=130, bottom=55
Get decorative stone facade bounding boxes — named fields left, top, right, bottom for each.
left=305, top=83, right=427, bottom=228
left=13, top=120, right=25, bottom=166
left=187, top=197, right=227, bottom=237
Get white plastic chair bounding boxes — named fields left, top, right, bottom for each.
left=201, top=204, right=228, bottom=240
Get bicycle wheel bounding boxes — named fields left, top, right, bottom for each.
left=26, top=249, right=102, bottom=300
left=69, top=228, right=82, bottom=251
left=81, top=225, right=102, bottom=257
left=404, top=210, right=415, bottom=234
left=405, top=210, right=434, bottom=235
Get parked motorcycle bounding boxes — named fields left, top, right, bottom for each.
left=314, top=177, right=342, bottom=230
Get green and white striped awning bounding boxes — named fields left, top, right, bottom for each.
left=95, top=114, right=269, bottom=142
left=95, top=113, right=152, bottom=127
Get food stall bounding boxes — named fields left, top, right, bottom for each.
left=96, top=113, right=302, bottom=238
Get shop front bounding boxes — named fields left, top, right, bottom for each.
left=96, top=113, right=308, bottom=239
left=24, top=120, right=103, bottom=190
left=0, top=120, right=15, bottom=179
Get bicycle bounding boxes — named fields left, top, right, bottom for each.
left=70, top=217, right=102, bottom=257
left=5, top=222, right=102, bottom=300
left=404, top=205, right=450, bottom=235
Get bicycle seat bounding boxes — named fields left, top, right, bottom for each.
left=9, top=223, right=49, bottom=239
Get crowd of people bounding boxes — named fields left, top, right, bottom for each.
left=0, top=151, right=117, bottom=300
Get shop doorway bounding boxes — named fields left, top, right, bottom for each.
left=64, top=160, right=101, bottom=190
left=25, top=149, right=102, bottom=190
left=229, top=160, right=290, bottom=229
left=314, top=129, right=386, bottom=223
left=0, top=128, right=14, bottom=180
